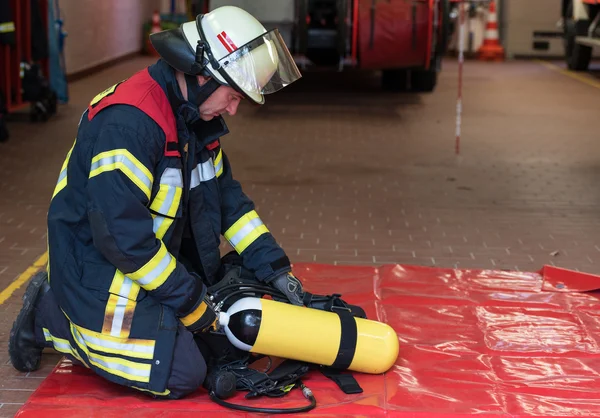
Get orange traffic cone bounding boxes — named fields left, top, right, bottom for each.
left=150, top=10, right=162, bottom=34
left=147, top=10, right=161, bottom=56
left=477, top=0, right=504, bottom=61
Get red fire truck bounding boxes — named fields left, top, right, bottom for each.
left=193, top=0, right=451, bottom=92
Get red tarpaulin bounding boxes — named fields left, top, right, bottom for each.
left=15, top=263, right=600, bottom=417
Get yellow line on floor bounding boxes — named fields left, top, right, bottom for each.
left=538, top=60, right=600, bottom=89
left=0, top=251, right=48, bottom=305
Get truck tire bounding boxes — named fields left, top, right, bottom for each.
left=409, top=0, right=447, bottom=93
left=411, top=68, right=437, bottom=92
left=564, top=1, right=592, bottom=71
left=381, top=69, right=409, bottom=92
left=0, top=116, right=8, bottom=143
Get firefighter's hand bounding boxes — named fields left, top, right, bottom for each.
left=272, top=272, right=304, bottom=306
left=183, top=296, right=217, bottom=333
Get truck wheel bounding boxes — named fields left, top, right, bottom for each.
left=410, top=0, right=447, bottom=93
left=564, top=2, right=592, bottom=71
left=381, top=69, right=409, bottom=92
left=0, top=117, right=8, bottom=143
left=411, top=69, right=437, bottom=92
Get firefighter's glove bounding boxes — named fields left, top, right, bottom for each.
left=272, top=273, right=304, bottom=306
left=182, top=296, right=217, bottom=333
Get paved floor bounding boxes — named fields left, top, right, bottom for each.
left=0, top=55, right=599, bottom=416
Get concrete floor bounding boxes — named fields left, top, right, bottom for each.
left=0, top=56, right=599, bottom=415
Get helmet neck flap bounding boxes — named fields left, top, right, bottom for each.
left=184, top=72, right=220, bottom=108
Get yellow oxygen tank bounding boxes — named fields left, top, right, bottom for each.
left=217, top=297, right=399, bottom=374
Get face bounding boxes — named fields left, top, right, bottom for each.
left=198, top=76, right=244, bottom=121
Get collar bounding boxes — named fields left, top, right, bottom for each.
left=148, top=59, right=229, bottom=148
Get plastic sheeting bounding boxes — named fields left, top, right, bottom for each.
left=15, top=263, right=600, bottom=417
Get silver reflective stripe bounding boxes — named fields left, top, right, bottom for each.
left=190, top=159, right=216, bottom=188
left=52, top=338, right=73, bottom=353
left=57, top=167, right=67, bottom=184
left=214, top=158, right=223, bottom=176
left=157, top=186, right=177, bottom=214
left=160, top=168, right=183, bottom=187
left=117, top=276, right=134, bottom=299
left=153, top=216, right=167, bottom=234
left=43, top=329, right=74, bottom=354
left=228, top=217, right=265, bottom=248
left=90, top=154, right=152, bottom=192
left=0, top=22, right=15, bottom=33
left=111, top=295, right=129, bottom=337
left=78, top=330, right=154, bottom=357
left=136, top=252, right=172, bottom=286
left=88, top=355, right=149, bottom=378
left=73, top=331, right=151, bottom=377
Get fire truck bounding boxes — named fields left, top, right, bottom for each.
left=562, top=0, right=600, bottom=70
left=192, top=0, right=451, bottom=92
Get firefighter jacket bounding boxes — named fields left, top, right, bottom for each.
left=45, top=59, right=292, bottom=395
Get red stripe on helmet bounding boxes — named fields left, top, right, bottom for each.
left=217, top=31, right=237, bottom=53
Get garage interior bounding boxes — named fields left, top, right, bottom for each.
left=1, top=0, right=600, bottom=416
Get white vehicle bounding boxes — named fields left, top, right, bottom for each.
left=562, top=0, right=600, bottom=70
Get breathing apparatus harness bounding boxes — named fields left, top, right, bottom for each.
left=199, top=253, right=365, bottom=414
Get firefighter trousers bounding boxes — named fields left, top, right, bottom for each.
left=33, top=287, right=207, bottom=399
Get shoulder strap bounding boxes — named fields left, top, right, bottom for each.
left=320, top=367, right=364, bottom=394
left=86, top=68, right=180, bottom=157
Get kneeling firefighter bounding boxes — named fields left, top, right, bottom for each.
left=9, top=5, right=304, bottom=398
left=9, top=6, right=397, bottom=412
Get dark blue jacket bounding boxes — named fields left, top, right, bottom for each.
left=46, top=59, right=291, bottom=395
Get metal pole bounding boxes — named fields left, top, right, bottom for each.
left=456, top=0, right=466, bottom=155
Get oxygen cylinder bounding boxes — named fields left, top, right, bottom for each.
left=217, top=297, right=399, bottom=374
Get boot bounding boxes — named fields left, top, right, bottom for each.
left=9, top=271, right=51, bottom=372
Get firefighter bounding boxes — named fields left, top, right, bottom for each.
left=9, top=6, right=304, bottom=399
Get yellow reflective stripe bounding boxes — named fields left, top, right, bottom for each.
left=102, top=293, right=119, bottom=334
left=149, top=168, right=183, bottom=239
left=108, top=270, right=126, bottom=294
left=89, top=149, right=153, bottom=200
left=150, top=185, right=182, bottom=239
left=42, top=328, right=88, bottom=366
left=52, top=139, right=77, bottom=199
left=131, top=386, right=171, bottom=397
left=153, top=214, right=174, bottom=240
left=0, top=22, right=15, bottom=33
left=102, top=270, right=144, bottom=339
left=42, top=328, right=52, bottom=342
left=74, top=324, right=155, bottom=358
left=181, top=301, right=208, bottom=327
left=128, top=241, right=175, bottom=291
left=224, top=210, right=270, bottom=253
left=214, top=149, right=224, bottom=178
left=236, top=224, right=269, bottom=254
left=90, top=82, right=122, bottom=106
left=150, top=185, right=179, bottom=217
left=225, top=211, right=259, bottom=240
left=71, top=325, right=152, bottom=382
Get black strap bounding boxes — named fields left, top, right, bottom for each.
left=321, top=367, right=363, bottom=394
left=331, top=311, right=358, bottom=370
left=302, top=291, right=313, bottom=306
left=268, top=359, right=309, bottom=381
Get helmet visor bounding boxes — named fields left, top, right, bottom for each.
left=217, top=29, right=302, bottom=100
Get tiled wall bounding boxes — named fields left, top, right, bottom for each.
left=60, top=0, right=161, bottom=75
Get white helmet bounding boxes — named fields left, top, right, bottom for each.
left=149, top=6, right=302, bottom=104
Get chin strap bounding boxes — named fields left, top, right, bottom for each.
left=185, top=73, right=221, bottom=108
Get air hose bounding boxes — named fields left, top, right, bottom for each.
left=209, top=383, right=317, bottom=414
